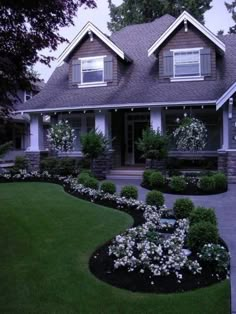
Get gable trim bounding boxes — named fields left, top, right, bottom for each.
left=216, top=81, right=236, bottom=110
left=148, top=11, right=225, bottom=57
left=58, top=22, right=131, bottom=65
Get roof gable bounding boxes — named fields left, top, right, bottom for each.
left=58, top=22, right=131, bottom=65
left=148, top=11, right=225, bottom=57
left=216, top=81, right=236, bottom=110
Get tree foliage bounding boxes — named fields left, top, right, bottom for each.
left=225, top=1, right=236, bottom=34
left=0, top=0, right=96, bottom=117
left=108, top=0, right=213, bottom=32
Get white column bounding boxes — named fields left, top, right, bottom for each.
left=95, top=110, right=108, bottom=136
left=222, top=105, right=229, bottom=150
left=28, top=114, right=44, bottom=151
left=150, top=107, right=162, bottom=133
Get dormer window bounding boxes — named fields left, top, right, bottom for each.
left=72, top=55, right=113, bottom=88
left=24, top=91, right=32, bottom=102
left=173, top=49, right=200, bottom=78
left=81, top=57, right=104, bottom=84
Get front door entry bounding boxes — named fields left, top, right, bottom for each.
left=125, top=113, right=150, bottom=165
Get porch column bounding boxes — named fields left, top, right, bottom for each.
left=222, top=105, right=229, bottom=150
left=95, top=110, right=108, bottom=136
left=150, top=107, right=162, bottom=133
left=28, top=114, right=44, bottom=151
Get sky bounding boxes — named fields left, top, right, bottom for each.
left=35, top=0, right=234, bottom=82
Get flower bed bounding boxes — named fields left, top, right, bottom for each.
left=142, top=170, right=228, bottom=195
left=0, top=170, right=230, bottom=293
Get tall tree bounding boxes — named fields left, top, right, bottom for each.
left=225, top=0, right=236, bottom=33
left=0, top=0, right=96, bottom=117
left=108, top=0, right=213, bottom=32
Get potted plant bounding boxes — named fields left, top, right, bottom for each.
left=136, top=128, right=169, bottom=170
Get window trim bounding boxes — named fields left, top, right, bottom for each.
left=171, top=48, right=203, bottom=80
left=24, top=91, right=33, bottom=102
left=80, top=56, right=106, bottom=86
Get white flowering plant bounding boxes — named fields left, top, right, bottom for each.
left=173, top=117, right=207, bottom=151
left=198, top=243, right=230, bottom=275
left=47, top=120, right=76, bottom=152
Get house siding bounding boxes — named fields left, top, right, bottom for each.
left=229, top=102, right=236, bottom=149
left=68, top=34, right=121, bottom=87
left=158, top=24, right=217, bottom=81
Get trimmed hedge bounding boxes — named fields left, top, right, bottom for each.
left=142, top=170, right=154, bottom=186
left=173, top=198, right=194, bottom=219
left=212, top=173, right=227, bottom=191
left=40, top=157, right=78, bottom=176
left=199, top=176, right=216, bottom=193
left=146, top=190, right=165, bottom=208
left=100, top=181, right=116, bottom=194
left=169, top=176, right=187, bottom=193
left=189, top=207, right=217, bottom=226
left=188, top=222, right=219, bottom=252
left=149, top=171, right=165, bottom=188
left=83, top=177, right=99, bottom=190
left=120, top=185, right=138, bottom=200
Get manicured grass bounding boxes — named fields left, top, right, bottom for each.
left=0, top=182, right=230, bottom=314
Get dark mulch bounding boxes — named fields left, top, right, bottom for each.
left=89, top=241, right=226, bottom=294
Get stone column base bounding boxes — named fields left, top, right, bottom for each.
left=26, top=151, right=48, bottom=172
left=218, top=150, right=236, bottom=184
left=92, top=151, right=113, bottom=180
left=145, top=159, right=166, bottom=171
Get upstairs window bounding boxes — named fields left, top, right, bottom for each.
left=24, top=91, right=33, bottom=102
left=81, top=57, right=104, bottom=84
left=174, top=50, right=200, bottom=78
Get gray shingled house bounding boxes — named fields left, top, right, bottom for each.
left=16, top=11, right=236, bottom=182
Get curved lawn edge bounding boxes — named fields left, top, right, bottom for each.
left=0, top=181, right=231, bottom=314
left=0, top=179, right=230, bottom=295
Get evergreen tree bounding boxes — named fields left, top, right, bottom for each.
left=108, top=0, right=213, bottom=32
left=225, top=1, right=236, bottom=34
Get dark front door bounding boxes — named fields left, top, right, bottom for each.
left=134, top=121, right=148, bottom=164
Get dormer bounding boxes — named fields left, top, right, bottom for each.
left=57, top=22, right=132, bottom=88
left=148, top=11, right=225, bottom=82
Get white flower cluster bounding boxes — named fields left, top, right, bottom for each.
left=109, top=218, right=202, bottom=281
left=173, top=117, right=207, bottom=151
left=47, top=120, right=76, bottom=152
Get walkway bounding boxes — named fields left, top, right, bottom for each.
left=111, top=179, right=236, bottom=313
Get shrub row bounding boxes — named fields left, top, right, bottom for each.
left=173, top=197, right=218, bottom=252
left=142, top=169, right=227, bottom=194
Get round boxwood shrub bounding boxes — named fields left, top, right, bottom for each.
left=146, top=190, right=165, bottom=208
left=173, top=198, right=194, bottom=219
left=188, top=222, right=219, bottom=252
left=142, top=170, right=154, bottom=186
left=212, top=173, right=227, bottom=191
left=83, top=177, right=99, bottom=190
left=80, top=168, right=94, bottom=177
left=77, top=172, right=90, bottom=185
left=149, top=171, right=165, bottom=188
left=120, top=185, right=138, bottom=200
left=100, top=181, right=116, bottom=194
left=189, top=206, right=217, bottom=226
left=199, top=176, right=216, bottom=193
left=169, top=176, right=187, bottom=193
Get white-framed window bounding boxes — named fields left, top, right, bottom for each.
left=173, top=49, right=201, bottom=78
left=24, top=91, right=33, bottom=102
left=81, top=57, right=104, bottom=84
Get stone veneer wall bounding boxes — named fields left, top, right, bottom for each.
left=26, top=151, right=48, bottom=171
left=218, top=151, right=236, bottom=184
left=93, top=151, right=113, bottom=180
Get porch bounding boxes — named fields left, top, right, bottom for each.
left=25, top=104, right=224, bottom=175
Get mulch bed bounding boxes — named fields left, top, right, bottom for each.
left=141, top=183, right=228, bottom=196
left=89, top=242, right=226, bottom=293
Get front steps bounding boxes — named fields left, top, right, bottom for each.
left=106, top=168, right=144, bottom=180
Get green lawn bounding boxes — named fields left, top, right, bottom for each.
left=0, top=182, right=230, bottom=314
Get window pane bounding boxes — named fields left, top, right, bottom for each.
left=82, top=58, right=103, bottom=71
left=175, top=64, right=199, bottom=76
left=175, top=51, right=199, bottom=64
left=83, top=70, right=103, bottom=83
